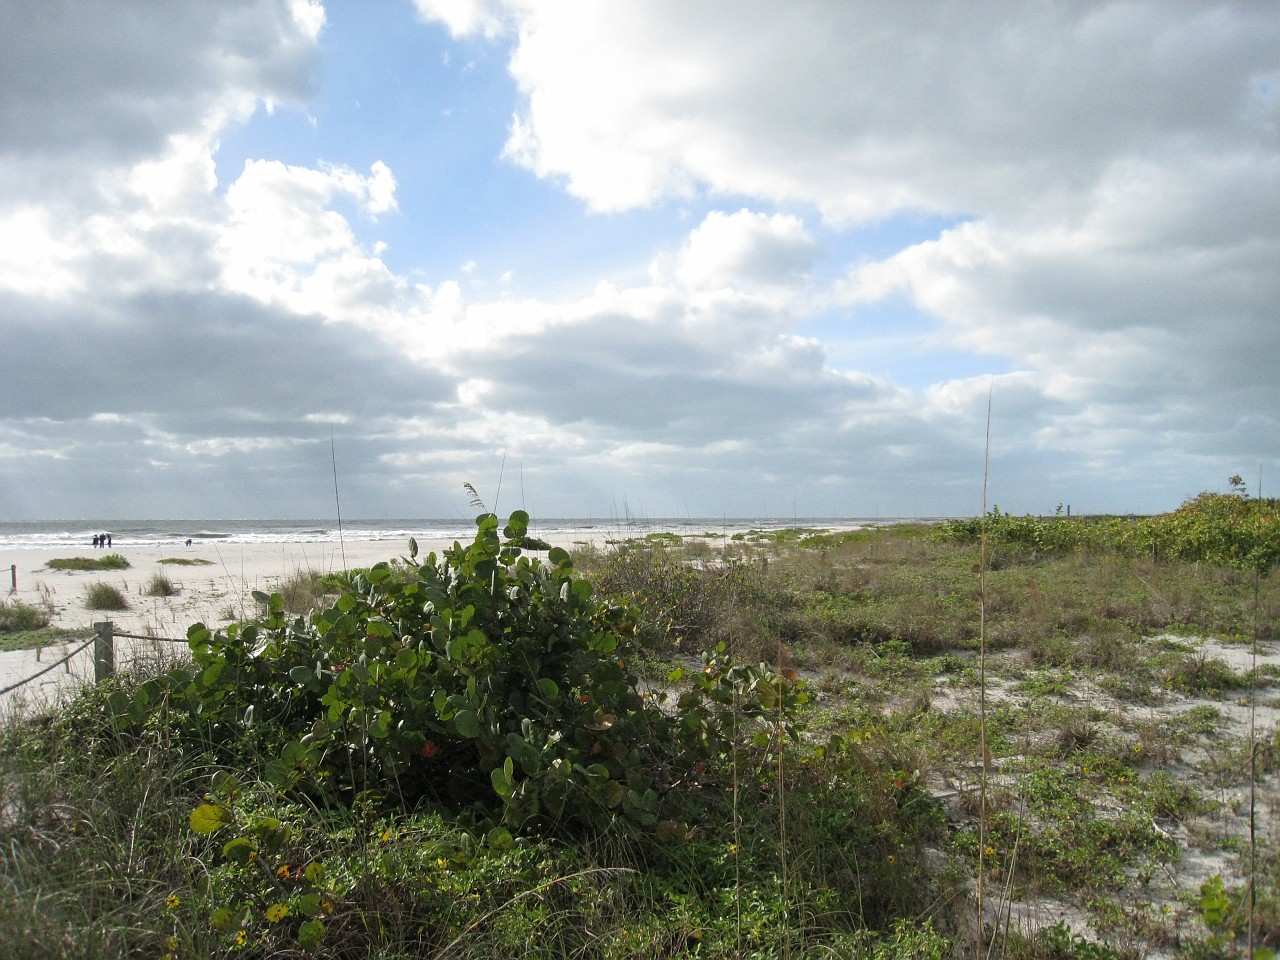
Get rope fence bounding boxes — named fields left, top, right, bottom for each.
left=0, top=635, right=96, bottom=698
left=0, top=621, right=186, bottom=699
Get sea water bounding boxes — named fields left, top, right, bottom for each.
left=0, top=516, right=896, bottom=550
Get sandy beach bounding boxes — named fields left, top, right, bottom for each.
left=0, top=533, right=574, bottom=711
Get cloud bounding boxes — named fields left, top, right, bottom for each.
left=413, top=0, right=510, bottom=40
left=413, top=0, right=1279, bottom=507
left=0, top=0, right=321, bottom=171
left=478, top=1, right=1278, bottom=222
left=670, top=209, right=817, bottom=293
left=2, top=0, right=1277, bottom=518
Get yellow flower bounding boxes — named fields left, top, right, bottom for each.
left=165, top=894, right=181, bottom=910
left=984, top=846, right=995, bottom=858
left=235, top=929, right=248, bottom=946
left=886, top=854, right=896, bottom=864
left=165, top=936, right=180, bottom=951
left=729, top=843, right=740, bottom=856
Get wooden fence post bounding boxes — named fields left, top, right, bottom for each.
left=93, top=621, right=115, bottom=684
left=8, top=564, right=14, bottom=594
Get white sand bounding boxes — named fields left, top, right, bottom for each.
left=0, top=534, right=583, bottom=711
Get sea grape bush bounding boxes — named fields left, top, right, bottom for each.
left=936, top=489, right=1280, bottom=572
left=109, top=510, right=804, bottom=835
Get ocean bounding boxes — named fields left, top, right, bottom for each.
left=0, top=517, right=896, bottom=551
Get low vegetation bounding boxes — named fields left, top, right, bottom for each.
left=1, top=486, right=1277, bottom=958
left=0, top=599, right=51, bottom=633
left=146, top=573, right=179, bottom=597
left=46, top=553, right=131, bottom=572
left=83, top=582, right=129, bottom=611
left=158, top=557, right=215, bottom=567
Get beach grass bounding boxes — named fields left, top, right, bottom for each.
left=145, top=572, right=179, bottom=597
left=0, top=599, right=52, bottom=633
left=46, top=554, right=131, bottom=572
left=157, top=557, right=214, bottom=566
left=84, top=582, right=129, bottom=611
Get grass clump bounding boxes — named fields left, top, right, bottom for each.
left=157, top=557, right=213, bottom=566
left=84, top=582, right=128, bottom=611
left=47, top=553, right=131, bottom=571
left=144, top=573, right=178, bottom=597
left=0, top=599, right=51, bottom=632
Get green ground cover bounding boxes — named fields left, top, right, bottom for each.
left=1, top=491, right=1278, bottom=958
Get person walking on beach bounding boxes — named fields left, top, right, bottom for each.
left=92, top=534, right=100, bottom=548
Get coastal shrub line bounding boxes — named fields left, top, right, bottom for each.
left=935, top=489, right=1280, bottom=571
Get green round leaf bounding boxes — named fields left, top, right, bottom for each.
left=504, top=510, right=530, bottom=538
left=222, top=836, right=257, bottom=865
left=491, top=764, right=513, bottom=798
left=453, top=709, right=481, bottom=739
left=189, top=803, right=233, bottom=834
left=536, top=677, right=560, bottom=700
left=298, top=918, right=326, bottom=952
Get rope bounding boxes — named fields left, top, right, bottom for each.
left=112, top=631, right=186, bottom=643
left=0, top=636, right=96, bottom=697
left=0, top=627, right=188, bottom=699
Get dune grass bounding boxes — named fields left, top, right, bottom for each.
left=0, top=599, right=51, bottom=633
left=145, top=573, right=179, bottom=597
left=46, top=554, right=131, bottom=571
left=84, top=582, right=129, bottom=611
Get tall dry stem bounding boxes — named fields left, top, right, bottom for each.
left=977, top=386, right=992, bottom=957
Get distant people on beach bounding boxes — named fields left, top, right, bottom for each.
left=92, top=533, right=112, bottom=548
left=185, top=538, right=193, bottom=547
left=92, top=534, right=100, bottom=548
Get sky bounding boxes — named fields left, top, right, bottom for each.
left=1, top=0, right=1277, bottom=521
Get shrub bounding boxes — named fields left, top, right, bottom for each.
left=0, top=599, right=51, bottom=632
left=583, top=544, right=729, bottom=646
left=85, top=582, right=129, bottom=610
left=114, top=512, right=803, bottom=836
left=936, top=493, right=1280, bottom=572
